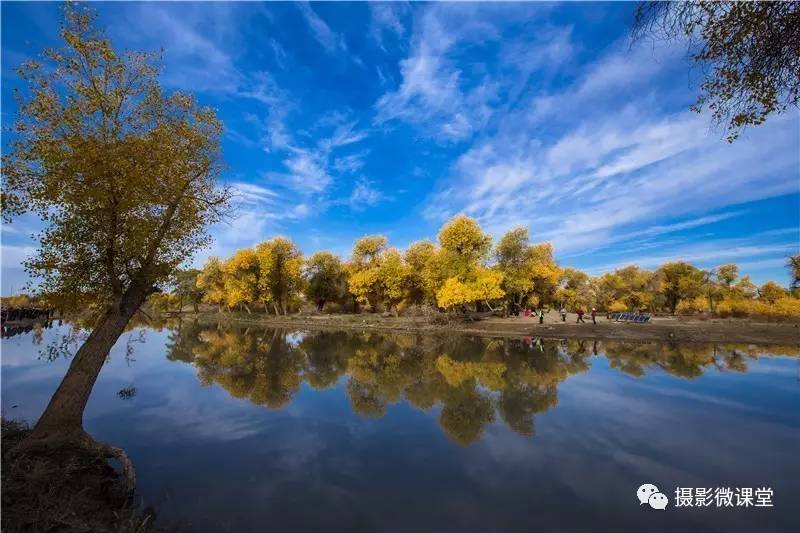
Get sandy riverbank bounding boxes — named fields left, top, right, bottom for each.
left=181, top=310, right=800, bottom=346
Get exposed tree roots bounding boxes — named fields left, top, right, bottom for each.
left=2, top=419, right=154, bottom=532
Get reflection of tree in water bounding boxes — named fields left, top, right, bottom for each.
left=346, top=380, right=387, bottom=417
left=347, top=334, right=428, bottom=413
left=497, top=384, right=555, bottom=437
left=600, top=342, right=786, bottom=378
left=165, top=320, right=205, bottom=364
left=300, top=331, right=351, bottom=389
left=494, top=339, right=585, bottom=437
left=167, top=324, right=797, bottom=445
left=187, top=327, right=305, bottom=408
left=439, top=383, right=495, bottom=445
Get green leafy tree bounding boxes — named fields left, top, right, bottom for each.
left=495, top=228, right=559, bottom=313
left=304, top=251, right=347, bottom=311
left=556, top=268, right=594, bottom=310
left=593, top=266, right=658, bottom=313
left=658, top=262, right=705, bottom=314
left=174, top=268, right=203, bottom=312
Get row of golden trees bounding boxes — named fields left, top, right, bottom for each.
left=159, top=215, right=799, bottom=318
left=165, top=323, right=797, bottom=445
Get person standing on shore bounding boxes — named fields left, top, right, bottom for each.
left=560, top=306, right=567, bottom=322
left=539, top=308, right=545, bottom=324
left=576, top=309, right=585, bottom=323
left=591, top=308, right=597, bottom=324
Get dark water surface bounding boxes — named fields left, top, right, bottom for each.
left=2, top=321, right=799, bottom=532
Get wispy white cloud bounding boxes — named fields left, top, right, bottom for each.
left=194, top=182, right=312, bottom=268
left=374, top=4, right=558, bottom=143
left=584, top=234, right=799, bottom=278
left=374, top=6, right=500, bottom=142
left=296, top=2, right=347, bottom=55
left=260, top=110, right=370, bottom=200
left=236, top=70, right=286, bottom=106
left=317, top=118, right=369, bottom=152
left=345, top=179, right=388, bottom=211
left=269, top=38, right=288, bottom=69
left=368, top=2, right=408, bottom=48
left=559, top=211, right=748, bottom=260
left=278, top=150, right=333, bottom=195
left=421, top=28, right=799, bottom=271
left=231, top=182, right=280, bottom=206
left=123, top=3, right=243, bottom=94
left=332, top=151, right=368, bottom=174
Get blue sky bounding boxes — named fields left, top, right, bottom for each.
left=2, top=1, right=798, bottom=294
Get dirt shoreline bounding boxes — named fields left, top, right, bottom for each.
left=181, top=311, right=800, bottom=346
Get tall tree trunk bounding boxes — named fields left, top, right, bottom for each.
left=25, top=287, right=147, bottom=444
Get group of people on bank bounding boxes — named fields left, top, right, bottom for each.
left=524, top=307, right=598, bottom=324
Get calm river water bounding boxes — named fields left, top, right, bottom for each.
left=2, top=321, right=799, bottom=532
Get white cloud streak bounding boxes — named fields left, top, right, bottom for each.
left=417, top=26, right=799, bottom=271
left=296, top=2, right=347, bottom=55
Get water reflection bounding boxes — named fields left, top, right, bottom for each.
left=1, top=320, right=54, bottom=340
left=5, top=320, right=800, bottom=532
left=163, top=321, right=798, bottom=445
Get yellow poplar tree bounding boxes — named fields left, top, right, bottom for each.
left=2, top=5, right=230, bottom=452
left=437, top=214, right=492, bottom=278
left=404, top=240, right=437, bottom=305
left=759, top=281, right=786, bottom=304
left=495, top=228, right=559, bottom=312
left=436, top=268, right=504, bottom=310
left=433, top=215, right=503, bottom=311
left=377, top=248, right=411, bottom=315
left=256, top=236, right=303, bottom=315
left=197, top=257, right=227, bottom=312
left=347, top=235, right=388, bottom=310
left=223, top=248, right=261, bottom=313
